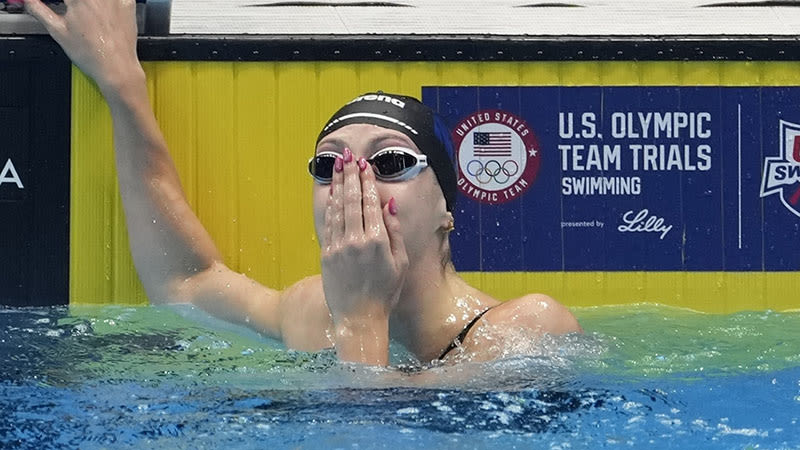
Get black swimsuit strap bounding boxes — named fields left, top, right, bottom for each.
left=437, top=307, right=492, bottom=360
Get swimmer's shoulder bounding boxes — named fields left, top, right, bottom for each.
left=278, top=275, right=334, bottom=351
left=450, top=293, right=582, bottom=362
left=483, top=293, right=583, bottom=335
left=280, top=274, right=324, bottom=302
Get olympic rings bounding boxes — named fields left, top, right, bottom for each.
left=466, top=159, right=519, bottom=185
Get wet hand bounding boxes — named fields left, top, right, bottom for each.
left=26, top=0, right=141, bottom=91
left=320, top=148, right=409, bottom=361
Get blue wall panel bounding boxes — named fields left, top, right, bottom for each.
left=424, top=86, right=800, bottom=272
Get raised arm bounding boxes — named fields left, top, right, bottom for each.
left=25, top=0, right=289, bottom=337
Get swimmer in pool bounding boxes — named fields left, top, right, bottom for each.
left=27, top=0, right=582, bottom=366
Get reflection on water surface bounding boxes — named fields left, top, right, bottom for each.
left=1, top=304, right=798, bottom=448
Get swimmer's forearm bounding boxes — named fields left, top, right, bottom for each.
left=103, top=74, right=222, bottom=301
left=26, top=0, right=227, bottom=303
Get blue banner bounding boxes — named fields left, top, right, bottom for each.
left=423, top=86, right=800, bottom=272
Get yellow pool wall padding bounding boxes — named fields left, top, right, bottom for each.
left=70, top=61, right=800, bottom=313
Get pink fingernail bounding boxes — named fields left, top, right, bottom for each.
left=388, top=197, right=398, bottom=216
left=343, top=147, right=353, bottom=163
left=358, top=157, right=367, bottom=171
left=334, top=156, right=343, bottom=172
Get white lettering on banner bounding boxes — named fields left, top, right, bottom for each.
left=558, top=109, right=715, bottom=198
left=561, top=176, right=641, bottom=195
left=454, top=112, right=492, bottom=137
left=629, top=144, right=712, bottom=171
left=457, top=177, right=529, bottom=202
left=558, top=143, right=711, bottom=172
left=454, top=110, right=534, bottom=137
left=610, top=112, right=712, bottom=139
left=617, top=209, right=673, bottom=240
left=558, top=112, right=598, bottom=139
left=561, top=220, right=605, bottom=228
left=0, top=158, right=23, bottom=189
left=559, top=144, right=621, bottom=171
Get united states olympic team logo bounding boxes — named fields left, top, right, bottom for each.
left=452, top=109, right=541, bottom=205
left=761, top=119, right=800, bottom=218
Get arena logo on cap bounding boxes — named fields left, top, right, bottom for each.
left=761, top=119, right=800, bottom=218
left=347, top=94, right=405, bottom=109
left=452, top=109, right=540, bottom=204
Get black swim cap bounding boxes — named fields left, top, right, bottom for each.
left=316, top=92, right=457, bottom=212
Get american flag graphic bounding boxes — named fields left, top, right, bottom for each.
left=473, top=131, right=512, bottom=156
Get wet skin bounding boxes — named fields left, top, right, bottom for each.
left=313, top=124, right=450, bottom=272
left=311, top=124, right=457, bottom=364
left=26, top=0, right=583, bottom=367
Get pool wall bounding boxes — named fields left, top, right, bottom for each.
left=0, top=38, right=71, bottom=307
left=67, top=56, right=800, bottom=312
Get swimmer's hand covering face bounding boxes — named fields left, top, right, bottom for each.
left=320, top=148, right=409, bottom=366
left=317, top=92, right=458, bottom=212
left=26, top=0, right=141, bottom=92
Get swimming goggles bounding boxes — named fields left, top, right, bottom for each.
left=308, top=146, right=428, bottom=184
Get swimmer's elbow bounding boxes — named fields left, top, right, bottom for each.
left=154, top=262, right=225, bottom=306
left=147, top=278, right=192, bottom=306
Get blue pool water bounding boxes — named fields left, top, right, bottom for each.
left=1, top=304, right=799, bottom=449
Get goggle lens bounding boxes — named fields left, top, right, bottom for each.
left=308, top=153, right=336, bottom=182
left=371, top=150, right=417, bottom=178
left=308, top=147, right=427, bottom=184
